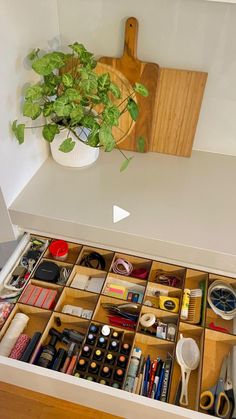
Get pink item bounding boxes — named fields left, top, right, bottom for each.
left=9, top=334, right=31, bottom=360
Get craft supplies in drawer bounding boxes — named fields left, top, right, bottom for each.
left=0, top=232, right=235, bottom=419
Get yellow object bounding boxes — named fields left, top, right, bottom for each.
left=181, top=289, right=190, bottom=320
left=105, top=283, right=128, bottom=300
left=159, top=296, right=179, bottom=313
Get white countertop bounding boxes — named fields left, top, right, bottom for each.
left=9, top=149, right=236, bottom=276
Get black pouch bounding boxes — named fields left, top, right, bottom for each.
left=34, top=261, right=60, bottom=283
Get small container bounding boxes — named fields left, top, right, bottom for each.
left=114, top=368, right=124, bottom=381
left=109, top=340, right=119, bottom=352
left=101, top=366, right=111, bottom=378
left=49, top=240, right=69, bottom=262
left=86, top=376, right=95, bottom=381
left=101, top=325, right=111, bottom=337
left=86, top=333, right=96, bottom=345
left=121, top=343, right=130, bottom=355
left=117, top=355, right=127, bottom=368
left=81, top=345, right=91, bottom=358
left=93, top=349, right=103, bottom=361
left=89, top=361, right=99, bottom=374
left=99, top=379, right=107, bottom=385
left=111, top=331, right=120, bottom=340
left=97, top=336, right=107, bottom=348
left=77, top=358, right=87, bottom=371
left=105, top=353, right=115, bottom=365
left=89, top=324, right=99, bottom=334
left=112, top=382, right=120, bottom=389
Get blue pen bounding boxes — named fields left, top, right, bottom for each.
left=143, top=355, right=150, bottom=397
left=154, top=363, right=165, bottom=400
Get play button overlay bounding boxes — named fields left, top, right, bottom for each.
left=113, top=205, right=130, bottom=223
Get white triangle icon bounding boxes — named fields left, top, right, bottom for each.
left=113, top=205, right=130, bottom=223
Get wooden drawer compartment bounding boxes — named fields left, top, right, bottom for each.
left=0, top=232, right=235, bottom=419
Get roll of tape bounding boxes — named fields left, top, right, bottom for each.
left=112, top=258, right=133, bottom=276
left=140, top=313, right=156, bottom=328
left=0, top=313, right=29, bottom=356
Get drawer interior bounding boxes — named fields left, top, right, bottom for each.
left=0, top=233, right=235, bottom=417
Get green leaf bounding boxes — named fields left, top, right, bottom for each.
left=137, top=136, right=145, bottom=153
left=12, top=120, right=25, bottom=144
left=120, top=157, right=133, bottom=172
left=42, top=124, right=60, bottom=142
left=99, top=92, right=111, bottom=106
left=69, top=42, right=87, bottom=56
left=87, top=126, right=100, bottom=147
left=59, top=137, right=76, bottom=153
left=43, top=102, right=54, bottom=117
left=65, top=88, right=81, bottom=102
left=25, top=84, right=43, bottom=101
left=79, top=71, right=97, bottom=94
left=70, top=104, right=84, bottom=125
left=27, top=48, right=40, bottom=61
left=53, top=96, right=72, bottom=117
left=69, top=43, right=96, bottom=68
left=44, top=74, right=61, bottom=87
left=80, top=115, right=98, bottom=129
left=99, top=124, right=116, bottom=152
left=109, top=82, right=121, bottom=99
left=134, top=82, right=149, bottom=97
left=98, top=73, right=110, bottom=92
left=127, top=98, right=139, bottom=121
left=23, top=101, right=42, bottom=120
left=102, top=105, right=120, bottom=127
left=32, top=51, right=65, bottom=76
left=62, top=73, right=74, bottom=88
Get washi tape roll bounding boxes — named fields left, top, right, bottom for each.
left=112, top=258, right=133, bottom=276
left=0, top=312, right=29, bottom=356
left=9, top=333, right=31, bottom=360
left=139, top=313, right=156, bottom=328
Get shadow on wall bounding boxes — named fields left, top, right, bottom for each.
left=0, top=241, right=18, bottom=270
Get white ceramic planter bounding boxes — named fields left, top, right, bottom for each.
left=50, top=127, right=99, bottom=168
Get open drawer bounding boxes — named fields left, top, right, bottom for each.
left=0, top=232, right=235, bottom=419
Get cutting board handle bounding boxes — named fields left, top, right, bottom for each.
left=123, top=17, right=138, bottom=59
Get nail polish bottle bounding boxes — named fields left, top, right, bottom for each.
left=105, top=353, right=115, bottom=365
left=86, top=333, right=96, bottom=345
left=93, top=349, right=103, bottom=361
left=109, top=340, right=119, bottom=352
left=97, top=336, right=107, bottom=348
left=101, top=366, right=111, bottom=378
left=77, top=358, right=87, bottom=371
left=117, top=355, right=127, bottom=368
left=81, top=345, right=91, bottom=358
left=89, top=324, right=98, bottom=334
left=114, top=368, right=124, bottom=381
left=89, top=361, right=99, bottom=374
left=120, top=343, right=130, bottom=355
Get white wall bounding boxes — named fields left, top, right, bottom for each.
left=57, top=0, right=236, bottom=156
left=0, top=0, right=59, bottom=207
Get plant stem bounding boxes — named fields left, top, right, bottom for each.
left=25, top=125, right=46, bottom=129
left=115, top=143, right=129, bottom=160
left=117, top=91, right=135, bottom=108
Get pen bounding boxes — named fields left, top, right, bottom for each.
left=151, top=359, right=163, bottom=399
left=148, top=359, right=158, bottom=398
left=154, top=362, right=165, bottom=400
left=132, top=355, right=144, bottom=394
left=143, top=355, right=150, bottom=397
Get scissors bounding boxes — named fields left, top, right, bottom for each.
left=200, top=355, right=233, bottom=418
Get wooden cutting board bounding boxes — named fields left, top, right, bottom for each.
left=151, top=67, right=208, bottom=157
left=99, top=17, right=159, bottom=152
left=100, top=17, right=208, bottom=157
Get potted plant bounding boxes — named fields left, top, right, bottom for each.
left=12, top=42, right=148, bottom=171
